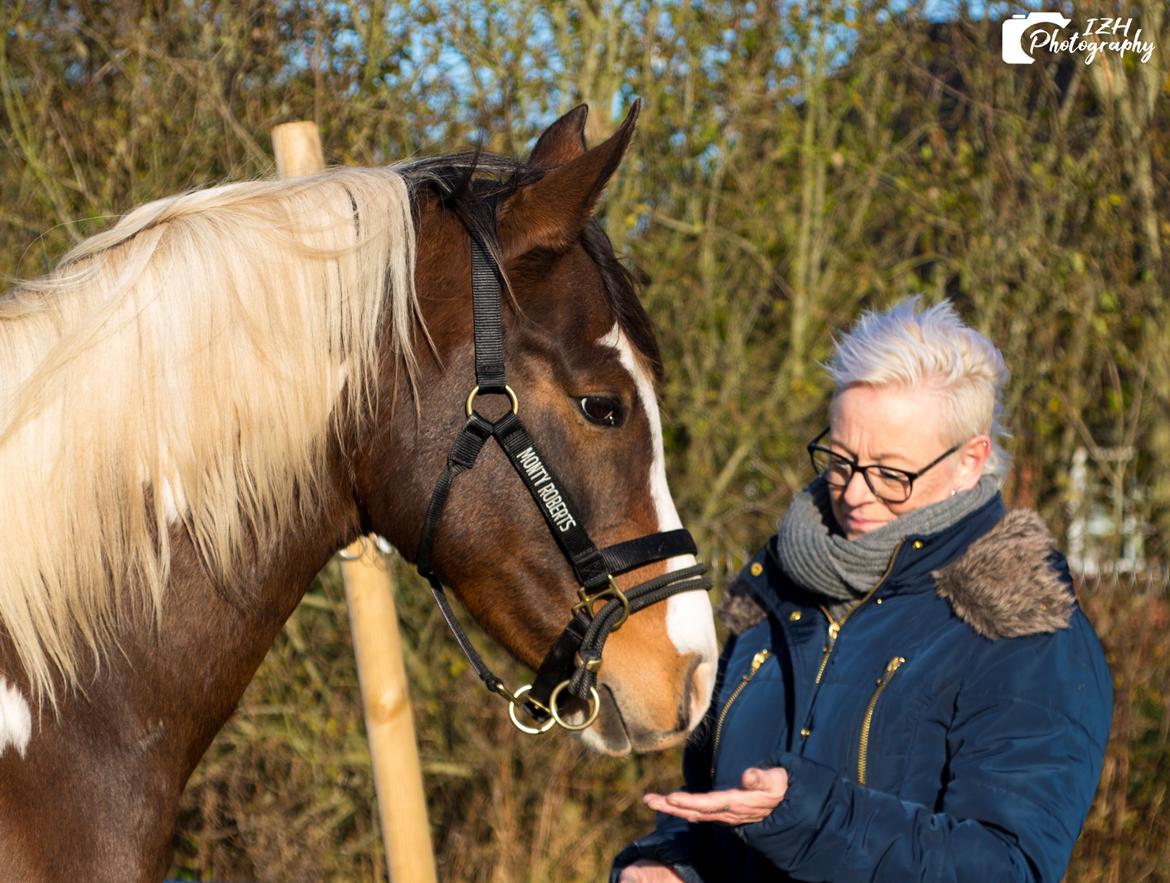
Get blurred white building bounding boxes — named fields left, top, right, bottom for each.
left=1067, top=446, right=1147, bottom=577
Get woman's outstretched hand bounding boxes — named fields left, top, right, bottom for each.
left=618, top=859, right=686, bottom=882
left=643, top=766, right=789, bottom=826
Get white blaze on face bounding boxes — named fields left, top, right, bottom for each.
left=599, top=326, right=718, bottom=676
left=0, top=678, right=32, bottom=759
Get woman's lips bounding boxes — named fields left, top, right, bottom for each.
left=844, top=513, right=881, bottom=532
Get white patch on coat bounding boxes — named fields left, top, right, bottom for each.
left=159, top=476, right=186, bottom=522
left=599, top=326, right=718, bottom=678
left=0, top=678, right=32, bottom=759
left=154, top=362, right=349, bottom=525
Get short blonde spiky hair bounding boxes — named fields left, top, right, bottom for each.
left=826, top=296, right=1011, bottom=480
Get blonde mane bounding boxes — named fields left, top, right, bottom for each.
left=0, top=167, right=420, bottom=706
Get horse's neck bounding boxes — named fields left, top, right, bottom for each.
left=0, top=451, right=359, bottom=881
left=149, top=460, right=360, bottom=775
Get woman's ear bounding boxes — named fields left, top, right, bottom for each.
left=954, top=435, right=992, bottom=491
left=496, top=101, right=640, bottom=260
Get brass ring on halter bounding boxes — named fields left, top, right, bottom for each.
left=507, top=684, right=556, bottom=735
left=572, top=576, right=631, bottom=630
left=465, top=385, right=519, bottom=418
left=549, top=681, right=602, bottom=731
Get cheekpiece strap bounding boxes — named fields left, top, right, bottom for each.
left=492, top=412, right=610, bottom=591
left=415, top=413, right=494, bottom=577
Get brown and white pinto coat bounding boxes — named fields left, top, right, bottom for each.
left=0, top=105, right=716, bottom=880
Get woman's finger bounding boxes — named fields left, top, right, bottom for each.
left=662, top=788, right=776, bottom=813
left=645, top=790, right=779, bottom=825
left=665, top=788, right=752, bottom=811
left=618, top=859, right=686, bottom=882
left=742, top=766, right=789, bottom=799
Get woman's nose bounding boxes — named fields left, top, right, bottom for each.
left=842, top=469, right=876, bottom=505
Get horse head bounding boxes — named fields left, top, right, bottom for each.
left=356, top=105, right=718, bottom=755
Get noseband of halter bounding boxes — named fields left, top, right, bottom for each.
left=414, top=229, right=712, bottom=735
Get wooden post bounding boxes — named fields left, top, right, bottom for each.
left=340, top=542, right=438, bottom=883
left=271, top=121, right=326, bottom=178
left=272, top=121, right=438, bottom=883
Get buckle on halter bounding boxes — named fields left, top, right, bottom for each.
left=574, top=651, right=603, bottom=674
left=573, top=576, right=631, bottom=630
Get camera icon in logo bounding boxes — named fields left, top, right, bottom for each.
left=1002, top=11, right=1072, bottom=64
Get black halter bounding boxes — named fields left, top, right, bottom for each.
left=415, top=230, right=712, bottom=734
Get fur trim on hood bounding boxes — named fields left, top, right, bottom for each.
left=717, top=592, right=771, bottom=636
left=718, top=509, right=1074, bottom=639
left=933, top=509, right=1073, bottom=639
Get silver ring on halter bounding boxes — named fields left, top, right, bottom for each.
left=507, top=684, right=556, bottom=735
left=465, top=384, right=519, bottom=418
left=337, top=536, right=369, bottom=561
left=549, top=681, right=602, bottom=732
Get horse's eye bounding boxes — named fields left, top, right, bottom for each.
left=578, top=395, right=624, bottom=427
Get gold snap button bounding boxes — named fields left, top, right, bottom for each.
left=800, top=727, right=811, bottom=738
left=875, top=598, right=884, bottom=605
left=912, top=540, right=925, bottom=550
left=750, top=562, right=764, bottom=577
left=789, top=610, right=802, bottom=622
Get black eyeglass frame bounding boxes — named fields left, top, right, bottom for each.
left=806, top=427, right=963, bottom=504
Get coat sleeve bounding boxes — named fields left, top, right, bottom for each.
left=608, top=719, right=716, bottom=883
left=609, top=814, right=708, bottom=883
left=609, top=633, right=743, bottom=883
left=737, top=614, right=1112, bottom=883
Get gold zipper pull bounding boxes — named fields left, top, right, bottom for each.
left=748, top=649, right=770, bottom=676
left=857, top=656, right=908, bottom=784
left=710, top=648, right=772, bottom=777
left=815, top=619, right=841, bottom=685
left=874, top=656, right=906, bottom=686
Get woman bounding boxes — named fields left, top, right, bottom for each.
left=612, top=298, right=1112, bottom=883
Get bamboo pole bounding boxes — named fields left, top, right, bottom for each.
left=272, top=121, right=438, bottom=883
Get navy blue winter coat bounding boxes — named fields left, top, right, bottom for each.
left=612, top=496, right=1112, bottom=882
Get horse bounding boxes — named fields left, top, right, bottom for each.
left=0, top=103, right=718, bottom=880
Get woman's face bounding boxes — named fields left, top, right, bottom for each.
left=827, top=384, right=990, bottom=540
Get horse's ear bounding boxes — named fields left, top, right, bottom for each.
left=498, top=100, right=639, bottom=259
left=527, top=104, right=589, bottom=166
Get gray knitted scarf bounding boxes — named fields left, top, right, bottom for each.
left=774, top=474, right=1000, bottom=619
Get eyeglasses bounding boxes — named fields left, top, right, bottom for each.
left=806, top=428, right=961, bottom=504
